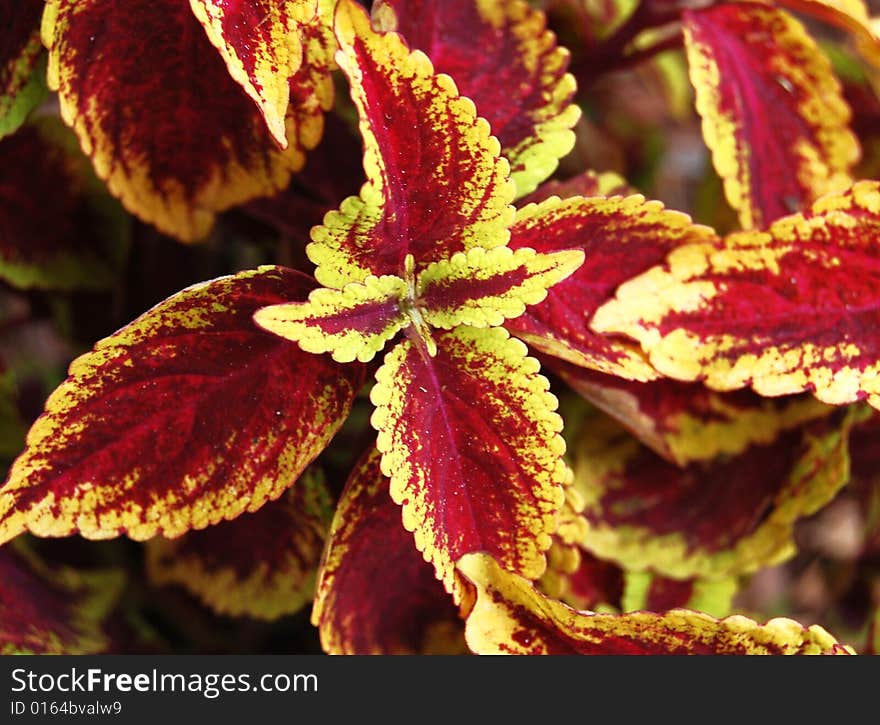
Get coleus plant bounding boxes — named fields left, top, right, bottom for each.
left=2, top=0, right=880, bottom=655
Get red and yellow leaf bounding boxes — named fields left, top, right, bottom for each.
left=551, top=360, right=832, bottom=465
left=312, top=448, right=466, bottom=655
left=593, top=181, right=880, bottom=408
left=189, top=0, right=318, bottom=146
left=254, top=274, right=408, bottom=363
left=42, top=0, right=305, bottom=242
left=682, top=2, right=859, bottom=229
left=370, top=326, right=567, bottom=603
left=308, top=0, right=515, bottom=289
left=0, top=119, right=128, bottom=291
left=146, top=467, right=332, bottom=621
left=372, top=0, right=580, bottom=198
left=458, top=552, right=851, bottom=654
left=418, top=246, right=584, bottom=330
left=1, top=544, right=124, bottom=654
left=0, top=266, right=364, bottom=544
left=504, top=194, right=718, bottom=381
left=571, top=409, right=854, bottom=579
left=0, top=1, right=45, bottom=139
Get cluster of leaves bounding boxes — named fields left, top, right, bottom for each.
left=4, top=0, right=880, bottom=655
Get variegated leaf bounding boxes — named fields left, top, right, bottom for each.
left=683, top=2, right=859, bottom=229
left=593, top=181, right=880, bottom=408
left=0, top=267, right=364, bottom=544
left=571, top=409, right=855, bottom=579
left=550, top=359, right=832, bottom=465
left=1, top=544, right=124, bottom=654
left=0, top=119, right=128, bottom=291
left=370, top=326, right=567, bottom=603
left=42, top=0, right=306, bottom=242
left=0, top=1, right=45, bottom=139
left=146, top=467, right=332, bottom=621
left=372, top=0, right=580, bottom=197
left=308, top=0, right=515, bottom=288
left=418, top=246, right=584, bottom=330
left=312, top=448, right=466, bottom=655
left=505, top=194, right=718, bottom=381
left=254, top=274, right=408, bottom=363
left=458, top=552, right=852, bottom=654
left=190, top=0, right=318, bottom=146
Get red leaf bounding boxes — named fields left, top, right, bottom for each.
left=370, top=325, right=567, bottom=602
left=373, top=0, right=579, bottom=197
left=550, top=358, right=832, bottom=466
left=506, top=194, right=717, bottom=380
left=0, top=119, right=127, bottom=290
left=0, top=267, right=364, bottom=543
left=308, top=0, right=514, bottom=288
left=43, top=0, right=306, bottom=241
left=459, top=552, right=852, bottom=654
left=572, top=408, right=855, bottom=579
left=683, top=2, right=859, bottom=228
left=312, top=448, right=466, bottom=654
left=0, top=544, right=123, bottom=654
left=146, top=467, right=333, bottom=621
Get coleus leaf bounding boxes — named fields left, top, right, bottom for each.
left=312, top=448, right=466, bottom=655
left=372, top=0, right=580, bottom=198
left=593, top=181, right=880, bottom=408
left=550, top=359, right=832, bottom=465
left=682, top=2, right=859, bottom=229
left=0, top=266, right=364, bottom=544
left=417, top=246, right=583, bottom=329
left=458, top=552, right=851, bottom=654
left=42, top=0, right=307, bottom=242
left=505, top=194, right=718, bottom=381
left=571, top=408, right=856, bottom=579
left=189, top=0, right=318, bottom=146
left=307, top=0, right=516, bottom=289
left=370, top=326, right=567, bottom=603
left=257, top=247, right=583, bottom=362
left=255, top=275, right=409, bottom=363
left=0, top=1, right=46, bottom=140
left=259, top=0, right=579, bottom=609
left=0, top=119, right=128, bottom=291
left=1, top=544, right=124, bottom=654
left=146, top=467, right=333, bottom=621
